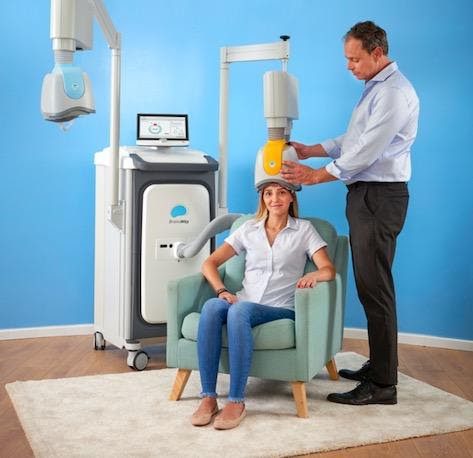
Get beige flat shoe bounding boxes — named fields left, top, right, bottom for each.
left=214, top=407, right=246, bottom=430
left=190, top=405, right=219, bottom=426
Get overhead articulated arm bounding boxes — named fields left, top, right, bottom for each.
left=217, top=37, right=292, bottom=215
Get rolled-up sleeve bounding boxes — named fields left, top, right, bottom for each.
left=321, top=134, right=345, bottom=159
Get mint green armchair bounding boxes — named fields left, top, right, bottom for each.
left=167, top=215, right=348, bottom=417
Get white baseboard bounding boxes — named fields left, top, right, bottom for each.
left=344, top=327, right=473, bottom=352
left=1, top=324, right=472, bottom=352
left=0, top=324, right=94, bottom=340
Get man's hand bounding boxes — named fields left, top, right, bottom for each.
left=289, top=141, right=313, bottom=160
left=281, top=161, right=338, bottom=186
left=288, top=142, right=328, bottom=159
left=281, top=160, right=317, bottom=185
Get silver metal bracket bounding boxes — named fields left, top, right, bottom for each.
left=108, top=202, right=125, bottom=231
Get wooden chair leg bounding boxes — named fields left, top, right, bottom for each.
left=326, top=358, right=339, bottom=380
left=291, top=381, right=309, bottom=418
left=169, top=368, right=192, bottom=401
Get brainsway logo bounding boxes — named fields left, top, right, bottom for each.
left=169, top=205, right=189, bottom=224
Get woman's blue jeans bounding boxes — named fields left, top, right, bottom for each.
left=197, top=298, right=295, bottom=402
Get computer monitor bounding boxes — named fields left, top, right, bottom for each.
left=136, top=114, right=189, bottom=147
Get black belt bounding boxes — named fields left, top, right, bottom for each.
left=347, top=181, right=407, bottom=190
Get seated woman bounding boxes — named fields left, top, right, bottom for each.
left=191, top=181, right=336, bottom=430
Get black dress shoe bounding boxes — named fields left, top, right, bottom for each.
left=327, top=380, right=397, bottom=405
left=338, top=360, right=371, bottom=381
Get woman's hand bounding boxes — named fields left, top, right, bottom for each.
left=219, top=291, right=238, bottom=304
left=296, top=273, right=318, bottom=289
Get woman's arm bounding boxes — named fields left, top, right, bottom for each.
left=296, top=247, right=336, bottom=288
left=201, top=242, right=238, bottom=302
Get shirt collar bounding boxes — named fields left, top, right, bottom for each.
left=254, top=215, right=298, bottom=231
left=287, top=215, right=298, bottom=230
left=369, top=61, right=398, bottom=83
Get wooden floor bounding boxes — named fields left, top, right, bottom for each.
left=1, top=336, right=472, bottom=457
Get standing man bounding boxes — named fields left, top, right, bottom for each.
left=281, top=21, right=419, bottom=405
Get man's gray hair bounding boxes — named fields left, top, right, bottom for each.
left=344, top=21, right=389, bottom=55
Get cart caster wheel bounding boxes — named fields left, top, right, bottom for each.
left=94, top=331, right=106, bottom=350
left=131, top=351, right=149, bottom=371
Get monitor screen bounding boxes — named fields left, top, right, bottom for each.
left=137, top=114, right=188, bottom=145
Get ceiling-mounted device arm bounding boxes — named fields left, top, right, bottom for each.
left=220, top=39, right=289, bottom=65
left=42, top=0, right=123, bottom=229
left=218, top=36, right=290, bottom=215
left=91, top=0, right=120, bottom=49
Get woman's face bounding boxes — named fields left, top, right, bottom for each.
left=262, top=184, right=294, bottom=217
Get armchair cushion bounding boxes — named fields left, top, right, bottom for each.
left=181, top=312, right=295, bottom=350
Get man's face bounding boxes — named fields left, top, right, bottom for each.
left=344, top=38, right=381, bottom=81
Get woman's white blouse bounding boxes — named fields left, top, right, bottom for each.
left=224, top=216, right=327, bottom=308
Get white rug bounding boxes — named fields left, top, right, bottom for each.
left=6, top=352, right=473, bottom=458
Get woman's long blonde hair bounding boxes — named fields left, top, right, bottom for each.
left=254, top=184, right=299, bottom=221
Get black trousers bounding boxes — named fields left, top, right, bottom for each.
left=346, top=181, right=409, bottom=385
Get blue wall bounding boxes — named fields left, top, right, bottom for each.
left=1, top=0, right=472, bottom=339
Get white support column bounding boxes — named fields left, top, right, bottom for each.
left=90, top=0, right=123, bottom=228
left=218, top=54, right=229, bottom=214
left=110, top=42, right=121, bottom=204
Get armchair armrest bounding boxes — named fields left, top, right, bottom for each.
left=166, top=267, right=225, bottom=367
left=293, top=273, right=344, bottom=380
